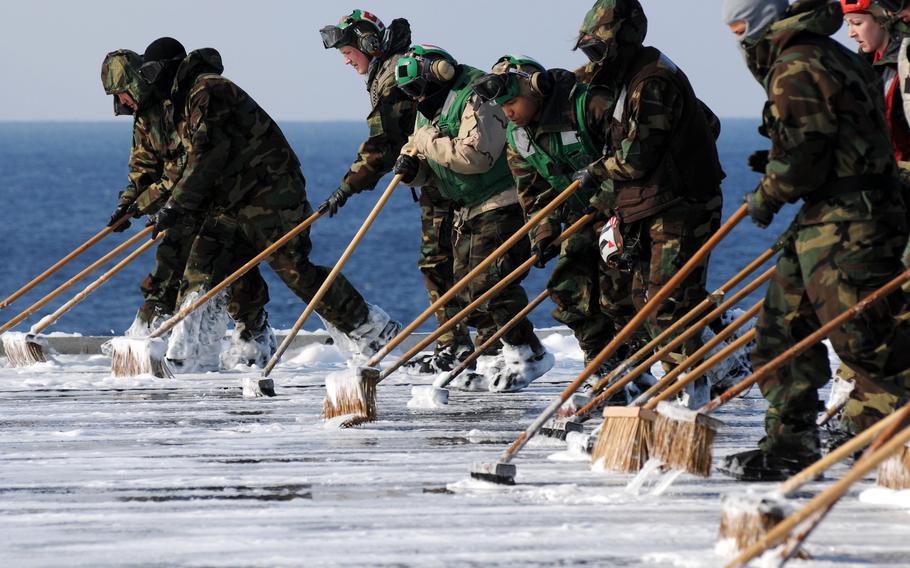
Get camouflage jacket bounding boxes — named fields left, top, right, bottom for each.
left=167, top=49, right=303, bottom=213
left=340, top=19, right=417, bottom=195
left=101, top=50, right=184, bottom=214
left=507, top=69, right=616, bottom=245
left=747, top=0, right=900, bottom=225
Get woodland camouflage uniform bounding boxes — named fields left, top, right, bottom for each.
left=579, top=0, right=726, bottom=371
left=163, top=49, right=371, bottom=334
left=504, top=66, right=638, bottom=365
left=332, top=17, right=471, bottom=350
left=100, top=50, right=269, bottom=328
left=737, top=0, right=910, bottom=461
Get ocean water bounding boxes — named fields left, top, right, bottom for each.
left=0, top=119, right=787, bottom=335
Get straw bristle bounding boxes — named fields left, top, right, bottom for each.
left=650, top=402, right=722, bottom=478
left=717, top=492, right=790, bottom=554
left=590, top=410, right=653, bottom=473
left=109, top=337, right=171, bottom=378
left=876, top=445, right=910, bottom=490
left=652, top=414, right=716, bottom=478
left=322, top=368, right=378, bottom=427
left=2, top=332, right=48, bottom=367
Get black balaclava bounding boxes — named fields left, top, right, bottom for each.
left=142, top=37, right=187, bottom=99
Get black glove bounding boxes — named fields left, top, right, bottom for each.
left=532, top=236, right=560, bottom=269
left=573, top=168, right=601, bottom=195
left=747, top=150, right=770, bottom=174
left=148, top=200, right=183, bottom=238
left=745, top=191, right=775, bottom=229
left=108, top=203, right=135, bottom=232
left=319, top=186, right=355, bottom=218
left=393, top=153, right=420, bottom=184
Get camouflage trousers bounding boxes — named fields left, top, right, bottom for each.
left=753, top=213, right=910, bottom=458
left=179, top=173, right=369, bottom=334
left=452, top=202, right=539, bottom=349
left=138, top=215, right=269, bottom=329
left=626, top=196, right=722, bottom=369
left=418, top=186, right=471, bottom=350
left=547, top=219, right=637, bottom=363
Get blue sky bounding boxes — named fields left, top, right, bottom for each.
left=0, top=1, right=852, bottom=120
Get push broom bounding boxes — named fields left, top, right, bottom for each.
left=564, top=264, right=773, bottom=442
left=725, top=415, right=910, bottom=567
left=243, top=153, right=410, bottom=416
left=646, top=263, right=910, bottom=480
left=717, top=401, right=910, bottom=556
left=2, top=230, right=164, bottom=366
left=0, top=226, right=154, bottom=337
left=0, top=213, right=133, bottom=310
left=319, top=178, right=586, bottom=424
left=110, top=210, right=325, bottom=378
left=468, top=204, right=749, bottom=484
left=589, top=302, right=762, bottom=474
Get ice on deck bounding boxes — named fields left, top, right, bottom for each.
left=0, top=331, right=908, bottom=567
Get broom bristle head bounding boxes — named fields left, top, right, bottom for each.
left=322, top=366, right=379, bottom=426
left=651, top=402, right=723, bottom=478
left=590, top=407, right=654, bottom=473
left=876, top=445, right=910, bottom=490
left=109, top=337, right=171, bottom=378
left=717, top=491, right=791, bottom=555
left=2, top=332, right=48, bottom=367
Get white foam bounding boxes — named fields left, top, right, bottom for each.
left=859, top=487, right=910, bottom=509
left=407, top=385, right=448, bottom=409
left=541, top=332, right=584, bottom=363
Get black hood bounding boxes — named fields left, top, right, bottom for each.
left=367, top=18, right=411, bottom=88
left=170, top=48, right=224, bottom=101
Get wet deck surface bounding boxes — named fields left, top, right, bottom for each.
left=1, top=344, right=909, bottom=567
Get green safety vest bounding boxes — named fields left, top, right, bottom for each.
left=505, top=87, right=600, bottom=215
left=415, top=66, right=515, bottom=209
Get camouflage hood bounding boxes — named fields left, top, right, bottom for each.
left=741, top=0, right=843, bottom=85
left=101, top=49, right=151, bottom=115
left=171, top=48, right=224, bottom=100
left=578, top=0, right=647, bottom=67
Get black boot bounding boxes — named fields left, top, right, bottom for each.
left=718, top=449, right=819, bottom=482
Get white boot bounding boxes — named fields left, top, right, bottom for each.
left=220, top=312, right=277, bottom=369
left=446, top=352, right=500, bottom=391
left=489, top=342, right=555, bottom=393
left=166, top=290, right=229, bottom=373
left=324, top=303, right=401, bottom=363
left=124, top=309, right=173, bottom=338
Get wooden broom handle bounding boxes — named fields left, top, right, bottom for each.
left=726, top=421, right=910, bottom=568
left=379, top=213, right=596, bottom=382
left=497, top=204, right=748, bottom=463
left=702, top=265, right=910, bottom=416
left=444, top=290, right=550, bottom=384
left=151, top=210, right=324, bottom=339
left=644, top=330, right=756, bottom=409
left=780, top=403, right=909, bottom=495
left=262, top=167, right=408, bottom=377
left=585, top=246, right=777, bottom=399
left=636, top=300, right=764, bottom=407
left=580, top=267, right=773, bottom=416
left=0, top=214, right=132, bottom=310
left=0, top=226, right=155, bottom=335
left=366, top=180, right=584, bottom=366
left=31, top=231, right=165, bottom=334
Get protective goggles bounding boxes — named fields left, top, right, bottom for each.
left=472, top=70, right=525, bottom=105
left=577, top=37, right=608, bottom=63
left=320, top=25, right=351, bottom=49
left=138, top=56, right=182, bottom=84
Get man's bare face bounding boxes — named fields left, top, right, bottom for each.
left=340, top=46, right=370, bottom=75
